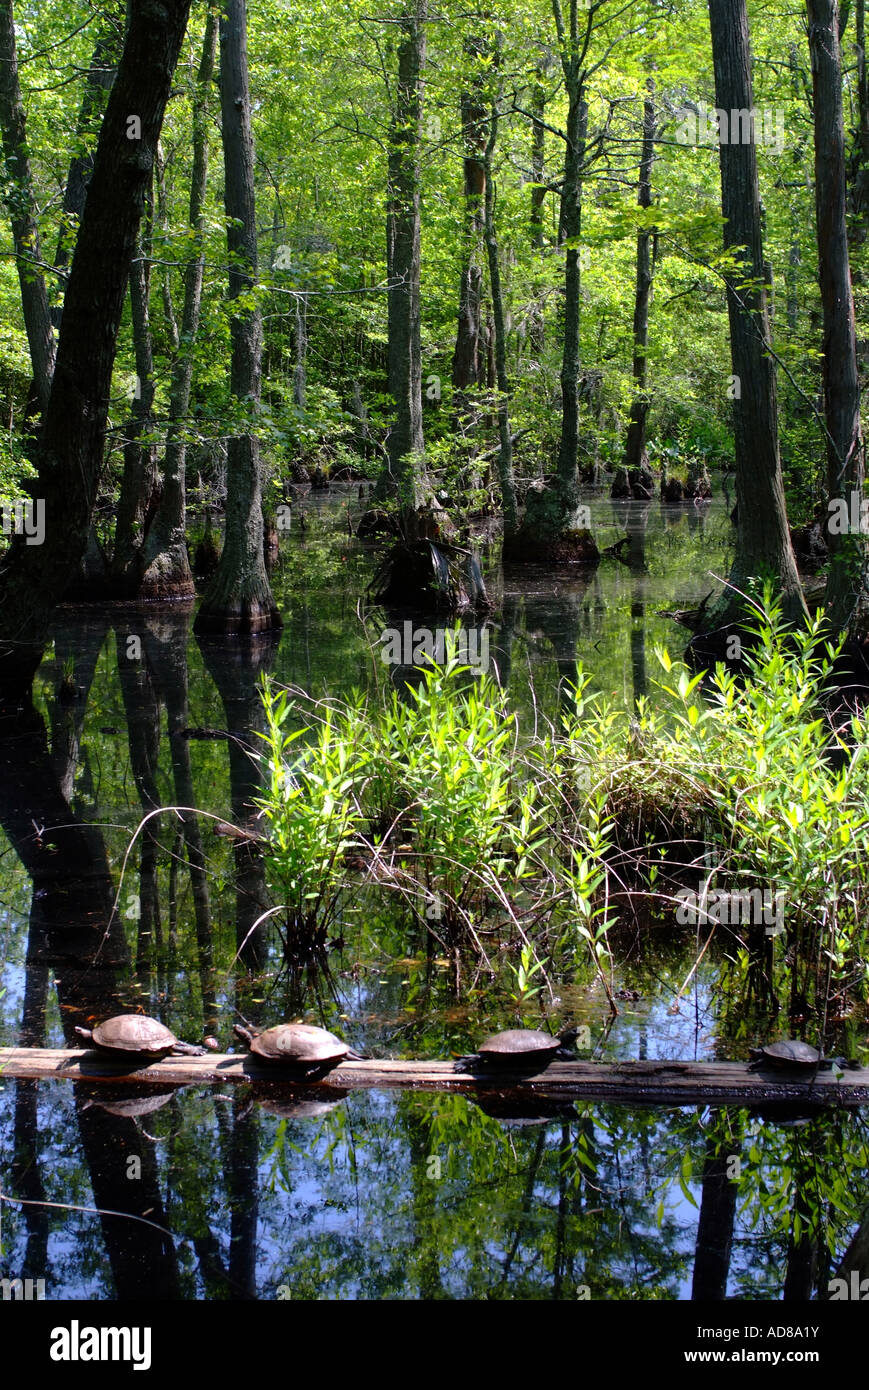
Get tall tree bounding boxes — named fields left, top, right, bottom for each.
left=451, top=37, right=489, bottom=410
left=51, top=8, right=125, bottom=321
left=112, top=221, right=159, bottom=589
left=194, top=0, right=281, bottom=634
left=0, top=0, right=194, bottom=701
left=553, top=0, right=589, bottom=506
left=0, top=0, right=56, bottom=413
left=376, top=0, right=428, bottom=512
left=807, top=0, right=867, bottom=633
left=141, top=0, right=220, bottom=599
left=483, top=80, right=518, bottom=536
left=622, top=76, right=656, bottom=479
left=702, top=0, right=806, bottom=630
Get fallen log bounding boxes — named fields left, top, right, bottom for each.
left=1, top=1048, right=868, bottom=1108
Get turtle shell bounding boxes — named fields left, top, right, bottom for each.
left=477, top=1029, right=561, bottom=1062
left=248, top=1023, right=349, bottom=1065
left=755, top=1040, right=821, bottom=1068
left=91, top=1015, right=178, bottom=1055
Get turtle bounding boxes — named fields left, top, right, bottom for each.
left=74, top=1014, right=212, bottom=1058
left=458, top=1027, right=581, bottom=1073
left=749, top=1039, right=822, bottom=1071
left=748, top=1040, right=855, bottom=1073
left=232, top=1022, right=363, bottom=1078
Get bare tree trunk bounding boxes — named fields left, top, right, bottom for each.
left=376, top=0, right=428, bottom=511
left=112, top=225, right=159, bottom=589
left=0, top=0, right=194, bottom=703
left=194, top=0, right=280, bottom=634
left=622, top=78, right=656, bottom=478
left=51, top=9, right=124, bottom=321
left=0, top=0, right=56, bottom=413
left=141, top=1, right=219, bottom=599
left=848, top=0, right=869, bottom=241
left=293, top=291, right=308, bottom=410
left=555, top=44, right=587, bottom=502
left=702, top=0, right=806, bottom=630
left=451, top=38, right=488, bottom=410
left=528, top=61, right=548, bottom=354
left=808, top=0, right=868, bottom=633
left=483, top=93, right=518, bottom=535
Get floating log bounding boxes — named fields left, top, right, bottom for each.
left=1, top=1048, right=869, bottom=1108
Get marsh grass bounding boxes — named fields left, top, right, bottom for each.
left=255, top=601, right=869, bottom=1019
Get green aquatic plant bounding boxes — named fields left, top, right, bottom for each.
left=256, top=683, right=366, bottom=945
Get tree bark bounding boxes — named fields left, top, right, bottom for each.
left=0, top=0, right=56, bottom=413
left=703, top=0, right=806, bottom=629
left=376, top=0, right=428, bottom=510
left=141, top=1, right=219, bottom=599
left=622, top=78, right=656, bottom=478
left=194, top=0, right=281, bottom=634
left=0, top=0, right=194, bottom=703
left=807, top=0, right=867, bottom=633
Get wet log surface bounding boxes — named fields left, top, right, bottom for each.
left=2, top=1048, right=869, bottom=1108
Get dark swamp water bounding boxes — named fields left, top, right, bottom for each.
left=2, top=484, right=868, bottom=1307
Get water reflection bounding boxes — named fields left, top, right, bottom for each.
left=4, top=490, right=866, bottom=1301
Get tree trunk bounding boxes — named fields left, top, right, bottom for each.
left=376, top=0, right=428, bottom=511
left=528, top=63, right=548, bottom=353
left=847, top=0, right=869, bottom=241
left=141, top=1, right=219, bottom=599
left=503, top=1, right=593, bottom=560
left=451, top=39, right=488, bottom=408
left=194, top=0, right=280, bottom=634
left=0, top=0, right=56, bottom=413
left=483, top=96, right=518, bottom=536
left=51, top=10, right=124, bottom=321
left=702, top=0, right=806, bottom=630
left=622, top=78, right=656, bottom=478
left=112, top=226, right=159, bottom=589
left=293, top=290, right=308, bottom=409
left=0, top=0, right=194, bottom=703
left=807, top=0, right=867, bottom=633
left=556, top=61, right=587, bottom=501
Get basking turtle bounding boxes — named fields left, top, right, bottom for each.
left=749, top=1039, right=822, bottom=1071
left=748, top=1040, right=854, bottom=1073
left=458, top=1027, right=581, bottom=1073
left=75, top=1014, right=212, bottom=1058
left=233, top=1022, right=363, bottom=1078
